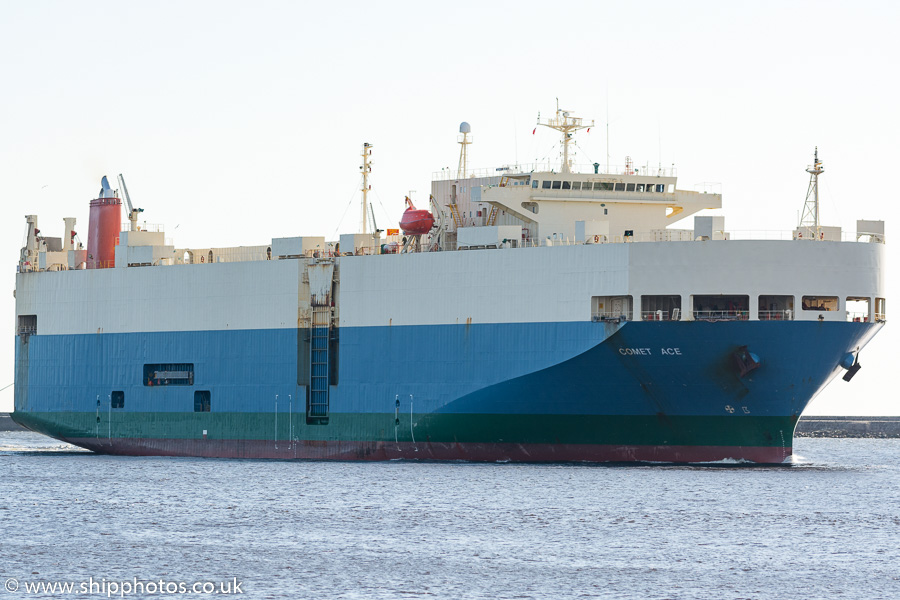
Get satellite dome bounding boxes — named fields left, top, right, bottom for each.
left=459, top=122, right=471, bottom=134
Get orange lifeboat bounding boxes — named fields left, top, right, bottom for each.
left=399, top=196, right=434, bottom=235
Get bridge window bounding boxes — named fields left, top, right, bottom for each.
left=571, top=182, right=581, bottom=191
left=758, top=295, right=794, bottom=320
left=802, top=296, right=838, bottom=312
left=551, top=181, right=561, bottom=190
left=144, top=363, right=194, bottom=386
left=111, top=391, right=124, bottom=409
left=562, top=181, right=571, bottom=190
left=532, top=180, right=539, bottom=188
left=599, top=182, right=614, bottom=191
left=615, top=183, right=626, bottom=191
left=542, top=181, right=551, bottom=189
left=636, top=183, right=646, bottom=192
left=194, top=391, right=211, bottom=412
left=626, top=183, right=636, bottom=192
left=655, top=184, right=666, bottom=193
left=641, top=295, right=682, bottom=321
left=693, top=295, right=749, bottom=321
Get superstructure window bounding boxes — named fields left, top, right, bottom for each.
left=144, top=363, right=194, bottom=386
left=562, top=181, right=571, bottom=190
left=655, top=184, right=666, bottom=193
left=626, top=183, right=636, bottom=192
left=17, top=314, right=37, bottom=336
left=111, top=391, right=124, bottom=409
left=571, top=182, right=581, bottom=191
left=801, top=296, right=838, bottom=312
left=641, top=295, right=682, bottom=321
left=194, top=391, right=211, bottom=412
left=542, top=181, right=551, bottom=189
left=591, top=296, right=633, bottom=322
left=758, top=295, right=794, bottom=320
left=635, top=183, right=645, bottom=192
left=551, top=181, right=561, bottom=189
left=614, top=183, right=626, bottom=191
left=693, top=295, right=749, bottom=321
left=845, top=297, right=870, bottom=322
left=532, top=180, right=539, bottom=188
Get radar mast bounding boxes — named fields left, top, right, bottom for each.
left=537, top=102, right=594, bottom=174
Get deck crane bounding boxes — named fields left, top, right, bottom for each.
left=116, top=174, right=143, bottom=232
left=369, top=203, right=384, bottom=253
left=369, top=203, right=383, bottom=235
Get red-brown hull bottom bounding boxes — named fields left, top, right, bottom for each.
left=66, top=437, right=792, bottom=464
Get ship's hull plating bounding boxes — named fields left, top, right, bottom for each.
left=13, top=320, right=880, bottom=463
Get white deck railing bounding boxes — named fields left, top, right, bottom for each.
left=433, top=162, right=678, bottom=181
left=759, top=310, right=794, bottom=321
left=693, top=310, right=749, bottom=322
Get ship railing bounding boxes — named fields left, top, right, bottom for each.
left=442, top=228, right=886, bottom=253
left=759, top=310, right=794, bottom=321
left=17, top=326, right=37, bottom=336
left=875, top=312, right=887, bottom=322
left=727, top=230, right=887, bottom=243
left=846, top=312, right=872, bottom=323
left=693, top=310, right=749, bottom=322
left=591, top=312, right=631, bottom=323
left=641, top=310, right=675, bottom=321
left=432, top=163, right=677, bottom=181
left=120, top=222, right=164, bottom=233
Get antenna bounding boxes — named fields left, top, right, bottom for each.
left=658, top=118, right=662, bottom=173
left=606, top=88, right=609, bottom=174
left=537, top=104, right=593, bottom=174
left=360, top=143, right=373, bottom=233
left=458, top=122, right=471, bottom=178
left=799, top=147, right=824, bottom=240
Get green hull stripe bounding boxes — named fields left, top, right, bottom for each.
left=15, top=411, right=797, bottom=448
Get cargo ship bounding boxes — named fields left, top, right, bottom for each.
left=12, top=108, right=886, bottom=463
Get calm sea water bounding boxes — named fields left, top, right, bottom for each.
left=1, top=432, right=898, bottom=600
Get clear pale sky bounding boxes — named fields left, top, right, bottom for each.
left=1, top=1, right=896, bottom=414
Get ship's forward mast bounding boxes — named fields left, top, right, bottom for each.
left=798, top=147, right=825, bottom=240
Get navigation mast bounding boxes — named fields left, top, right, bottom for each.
left=537, top=103, right=593, bottom=174
left=799, top=147, right=824, bottom=240
left=360, top=143, right=373, bottom=234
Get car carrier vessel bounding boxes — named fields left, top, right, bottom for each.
left=12, top=108, right=886, bottom=463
